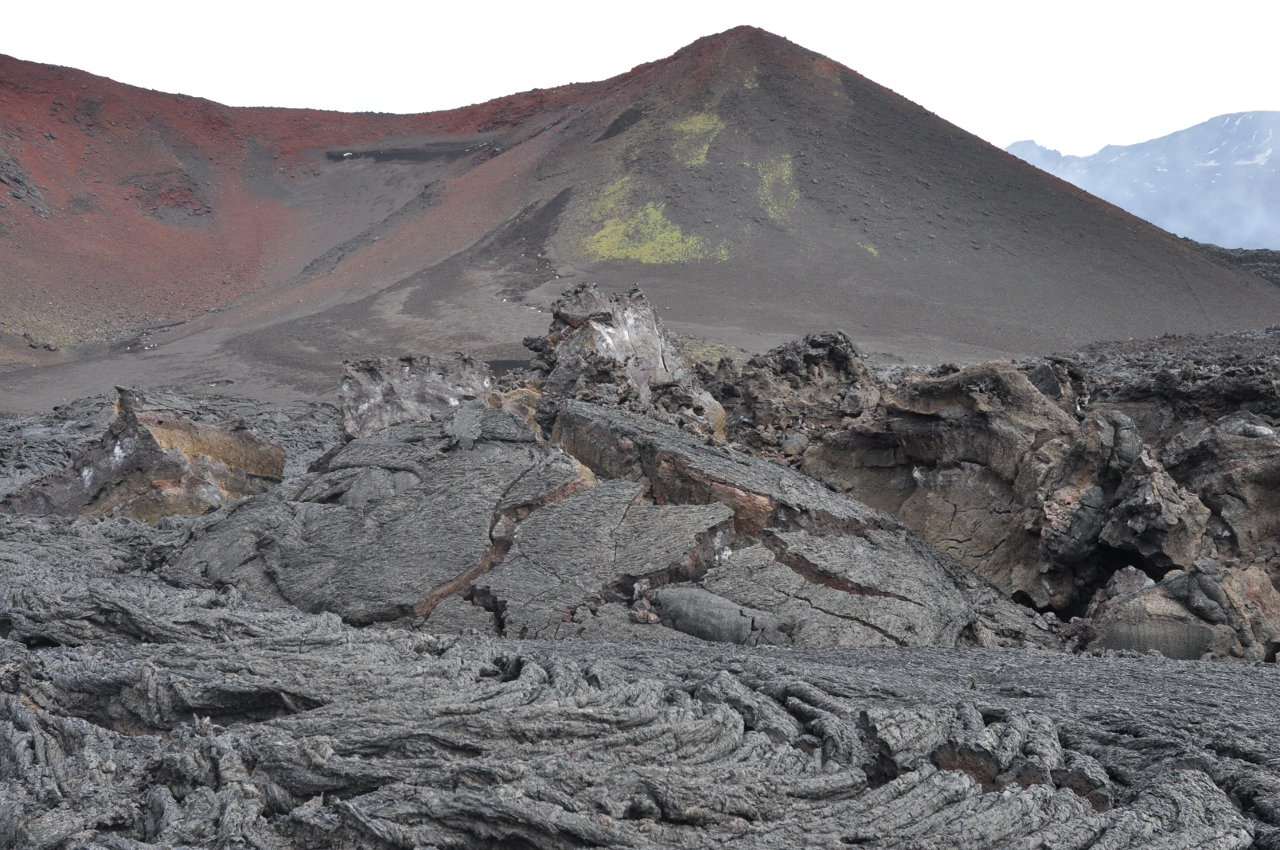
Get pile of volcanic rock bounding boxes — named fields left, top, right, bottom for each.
left=7, top=285, right=1280, bottom=660
left=6, top=285, right=1280, bottom=848
left=126, top=286, right=1059, bottom=650
left=701, top=325, right=1280, bottom=662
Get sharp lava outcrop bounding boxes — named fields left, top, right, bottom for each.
left=159, top=285, right=1049, bottom=650
left=0, top=388, right=285, bottom=521
left=705, top=326, right=1280, bottom=662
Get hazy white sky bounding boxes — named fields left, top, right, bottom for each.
left=7, top=0, right=1279, bottom=156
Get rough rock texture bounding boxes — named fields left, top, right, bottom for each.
left=802, top=359, right=1082, bottom=604
left=526, top=284, right=686, bottom=405
left=163, top=392, right=1049, bottom=650
left=704, top=331, right=881, bottom=455
left=0, top=389, right=341, bottom=499
left=169, top=410, right=596, bottom=625
left=1, top=472, right=1275, bottom=847
left=1076, top=559, right=1280, bottom=662
left=0, top=513, right=316, bottom=650
left=526, top=283, right=726, bottom=437
left=340, top=355, right=496, bottom=439
left=2, top=617, right=1277, bottom=849
left=549, top=399, right=1050, bottom=649
left=479, top=479, right=731, bottom=640
left=7, top=291, right=1280, bottom=847
left=0, top=389, right=285, bottom=522
left=0, top=396, right=116, bottom=496
left=703, top=327, right=1280, bottom=660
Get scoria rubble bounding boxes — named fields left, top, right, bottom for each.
left=2, top=285, right=1280, bottom=848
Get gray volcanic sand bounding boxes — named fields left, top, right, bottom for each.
left=0, top=240, right=1269, bottom=416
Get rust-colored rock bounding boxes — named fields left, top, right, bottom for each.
left=0, top=388, right=283, bottom=521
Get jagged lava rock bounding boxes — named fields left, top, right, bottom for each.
left=169, top=408, right=594, bottom=625
left=1, top=627, right=1274, bottom=848
left=526, top=283, right=726, bottom=436
left=703, top=331, right=881, bottom=455
left=757, top=358, right=1092, bottom=605
left=339, top=353, right=496, bottom=438
left=7, top=292, right=1280, bottom=847
left=709, top=327, right=1280, bottom=659
left=167, top=334, right=1052, bottom=650
left=0, top=388, right=284, bottom=522
left=550, top=399, right=1054, bottom=649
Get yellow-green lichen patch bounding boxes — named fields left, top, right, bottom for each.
left=582, top=176, right=726, bottom=264
left=671, top=112, right=725, bottom=167
left=681, top=337, right=750, bottom=369
left=754, top=155, right=801, bottom=222
left=590, top=176, right=633, bottom=219
left=856, top=241, right=879, bottom=257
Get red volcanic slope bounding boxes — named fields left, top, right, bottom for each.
left=2, top=26, right=1280, bottom=394
left=0, top=50, right=601, bottom=359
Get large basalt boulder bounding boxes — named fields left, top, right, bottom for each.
left=1097, top=449, right=1211, bottom=567
left=0, top=388, right=284, bottom=522
left=169, top=409, right=597, bottom=625
left=164, top=295, right=1048, bottom=648
left=1076, top=559, right=1280, bottom=661
left=526, top=283, right=685, bottom=405
left=796, top=361, right=1093, bottom=607
left=1030, top=413, right=1212, bottom=606
left=1036, top=410, right=1146, bottom=566
left=476, top=479, right=734, bottom=640
left=1162, top=412, right=1280, bottom=560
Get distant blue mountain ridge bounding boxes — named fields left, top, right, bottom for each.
left=1008, top=112, right=1280, bottom=249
